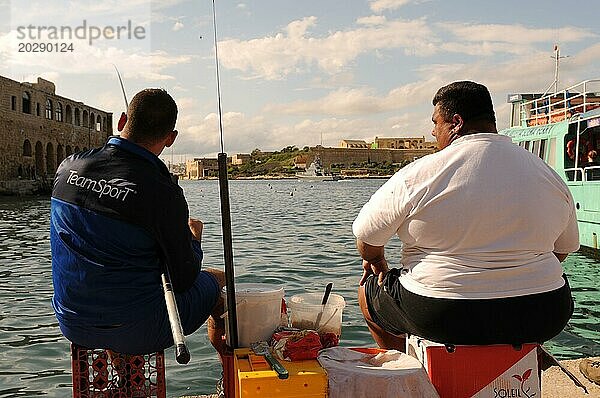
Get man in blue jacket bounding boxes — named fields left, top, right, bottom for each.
left=51, top=88, right=225, bottom=355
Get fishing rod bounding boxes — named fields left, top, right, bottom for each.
left=211, top=0, right=239, bottom=350
left=113, top=65, right=190, bottom=364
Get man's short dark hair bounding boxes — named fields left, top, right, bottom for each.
left=432, top=81, right=495, bottom=123
left=126, top=89, right=178, bottom=144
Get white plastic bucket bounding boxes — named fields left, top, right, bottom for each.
left=222, top=283, right=284, bottom=347
left=288, top=293, right=345, bottom=336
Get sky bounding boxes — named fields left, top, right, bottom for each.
left=1, top=0, right=599, bottom=163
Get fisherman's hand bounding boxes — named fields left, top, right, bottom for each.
left=189, top=218, right=204, bottom=241
left=359, top=257, right=388, bottom=287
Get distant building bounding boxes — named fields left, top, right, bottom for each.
left=251, top=149, right=274, bottom=157
left=293, top=154, right=308, bottom=169
left=424, top=141, right=437, bottom=150
left=232, top=153, right=251, bottom=165
left=185, top=157, right=220, bottom=179
left=307, top=146, right=434, bottom=170
left=0, top=75, right=112, bottom=193
left=340, top=139, right=369, bottom=148
left=373, top=136, right=425, bottom=149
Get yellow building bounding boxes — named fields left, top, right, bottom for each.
left=340, top=139, right=369, bottom=148
left=185, top=157, right=220, bottom=179
left=373, top=136, right=425, bottom=149
left=232, top=153, right=251, bottom=165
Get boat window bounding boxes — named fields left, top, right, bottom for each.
left=524, top=141, right=531, bottom=151
left=532, top=140, right=541, bottom=157
left=539, top=139, right=547, bottom=161
left=511, top=103, right=521, bottom=127
left=583, top=126, right=600, bottom=181
left=566, top=168, right=583, bottom=181
left=547, top=138, right=556, bottom=167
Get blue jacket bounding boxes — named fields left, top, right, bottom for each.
left=51, top=137, right=202, bottom=326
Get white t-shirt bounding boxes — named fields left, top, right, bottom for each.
left=352, top=133, right=579, bottom=299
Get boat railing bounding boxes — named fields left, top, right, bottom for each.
left=565, top=167, right=584, bottom=182
left=584, top=165, right=600, bottom=182
left=520, top=79, right=600, bottom=127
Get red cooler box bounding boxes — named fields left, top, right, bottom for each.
left=407, top=335, right=540, bottom=398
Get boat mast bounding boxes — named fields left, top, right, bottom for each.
left=543, top=44, right=569, bottom=96
left=553, top=45, right=563, bottom=93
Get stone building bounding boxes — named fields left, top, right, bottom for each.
left=306, top=145, right=433, bottom=169
left=185, top=157, right=221, bottom=179
left=373, top=136, right=425, bottom=149
left=231, top=153, right=251, bottom=165
left=340, top=139, right=370, bottom=148
left=0, top=75, right=113, bottom=189
left=293, top=154, right=308, bottom=169
left=424, top=141, right=438, bottom=150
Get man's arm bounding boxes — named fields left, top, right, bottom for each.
left=553, top=194, right=580, bottom=263
left=553, top=252, right=569, bottom=263
left=156, top=191, right=201, bottom=293
left=357, top=239, right=389, bottom=286
left=189, top=218, right=203, bottom=241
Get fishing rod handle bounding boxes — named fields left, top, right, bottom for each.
left=161, top=273, right=191, bottom=364
left=175, top=342, right=191, bottom=365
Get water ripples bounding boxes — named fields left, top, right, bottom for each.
left=0, top=180, right=598, bottom=396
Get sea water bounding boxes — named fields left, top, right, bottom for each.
left=0, top=179, right=598, bottom=397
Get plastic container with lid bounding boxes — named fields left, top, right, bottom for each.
left=222, top=283, right=285, bottom=347
left=288, top=293, right=345, bottom=336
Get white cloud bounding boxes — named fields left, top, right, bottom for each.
left=9, top=0, right=187, bottom=25
left=0, top=29, right=194, bottom=80
left=218, top=16, right=436, bottom=80
left=266, top=87, right=384, bottom=116
left=166, top=94, right=419, bottom=156
left=174, top=110, right=275, bottom=156
left=439, top=23, right=596, bottom=45
left=252, top=40, right=600, bottom=147
left=264, top=78, right=444, bottom=118
left=568, top=42, right=600, bottom=78
left=357, top=15, right=387, bottom=26
left=432, top=23, right=597, bottom=57
left=23, top=71, right=61, bottom=83
left=369, top=0, right=413, bottom=13
left=172, top=20, right=184, bottom=31
left=167, top=36, right=600, bottom=158
left=216, top=16, right=597, bottom=82
left=96, top=90, right=126, bottom=115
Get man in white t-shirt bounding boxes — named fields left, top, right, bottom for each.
left=353, top=81, right=578, bottom=349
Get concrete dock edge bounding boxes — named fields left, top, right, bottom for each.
left=180, top=356, right=600, bottom=398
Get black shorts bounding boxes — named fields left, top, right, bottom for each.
left=364, top=268, right=573, bottom=345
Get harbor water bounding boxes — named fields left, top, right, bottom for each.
left=0, top=179, right=598, bottom=397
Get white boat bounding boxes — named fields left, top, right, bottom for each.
left=296, top=157, right=337, bottom=181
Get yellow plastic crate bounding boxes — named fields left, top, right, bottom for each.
left=233, top=348, right=328, bottom=398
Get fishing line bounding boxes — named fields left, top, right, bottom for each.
left=211, top=0, right=225, bottom=154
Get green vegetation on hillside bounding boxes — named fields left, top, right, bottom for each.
left=228, top=146, right=307, bottom=178
left=227, top=145, right=414, bottom=178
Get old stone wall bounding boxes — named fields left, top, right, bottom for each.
left=0, top=75, right=113, bottom=181
left=308, top=146, right=434, bottom=168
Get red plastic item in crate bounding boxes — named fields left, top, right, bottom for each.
left=71, top=343, right=166, bottom=398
